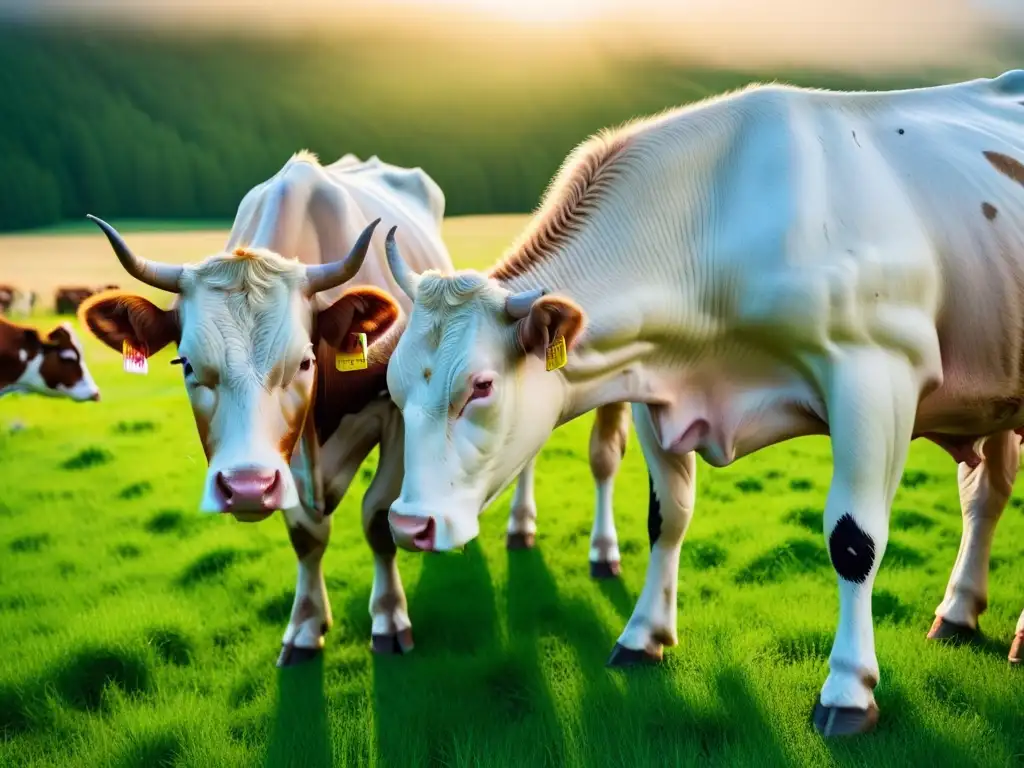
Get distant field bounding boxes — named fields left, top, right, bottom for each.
left=1, top=219, right=1024, bottom=767
left=0, top=213, right=529, bottom=308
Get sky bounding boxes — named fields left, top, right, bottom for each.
left=1, top=0, right=1021, bottom=72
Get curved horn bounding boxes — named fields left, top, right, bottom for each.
left=86, top=214, right=182, bottom=293
left=304, top=218, right=381, bottom=295
left=384, top=225, right=421, bottom=300
left=505, top=288, right=547, bottom=319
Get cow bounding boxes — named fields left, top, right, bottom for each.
left=0, top=316, right=101, bottom=401
left=55, top=287, right=97, bottom=315
left=0, top=285, right=15, bottom=314
left=77, top=151, right=630, bottom=666
left=379, top=70, right=1024, bottom=737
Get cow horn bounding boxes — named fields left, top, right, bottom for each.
left=304, top=218, right=381, bottom=295
left=505, top=288, right=547, bottom=319
left=384, top=226, right=421, bottom=300
left=86, top=215, right=182, bottom=293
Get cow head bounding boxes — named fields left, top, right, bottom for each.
left=1, top=322, right=101, bottom=402
left=78, top=215, right=399, bottom=523
left=382, top=232, right=584, bottom=551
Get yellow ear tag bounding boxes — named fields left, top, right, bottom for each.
left=545, top=336, right=567, bottom=372
left=335, top=333, right=368, bottom=372
left=122, top=339, right=148, bottom=375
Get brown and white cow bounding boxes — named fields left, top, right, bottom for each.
left=0, top=316, right=100, bottom=401
left=0, top=286, right=15, bottom=315
left=78, top=151, right=630, bottom=665
left=381, top=71, right=1024, bottom=736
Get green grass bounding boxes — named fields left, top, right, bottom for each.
left=2, top=220, right=1024, bottom=767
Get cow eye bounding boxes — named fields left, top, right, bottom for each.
left=299, top=358, right=313, bottom=372
left=469, top=378, right=493, bottom=401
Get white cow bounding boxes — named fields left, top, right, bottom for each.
left=78, top=151, right=628, bottom=665
left=380, top=71, right=1024, bottom=735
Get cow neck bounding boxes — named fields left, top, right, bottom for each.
left=492, top=254, right=663, bottom=427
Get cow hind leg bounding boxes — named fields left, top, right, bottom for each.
left=506, top=455, right=538, bottom=550
left=929, top=429, right=1018, bottom=644
left=277, top=510, right=333, bottom=667
left=607, top=402, right=696, bottom=666
left=814, top=352, right=921, bottom=737
left=588, top=402, right=630, bottom=579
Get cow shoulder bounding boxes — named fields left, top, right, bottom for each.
left=312, top=354, right=390, bottom=445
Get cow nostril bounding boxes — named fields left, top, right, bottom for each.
left=264, top=471, right=281, bottom=499
left=413, top=517, right=436, bottom=549
left=215, top=472, right=234, bottom=502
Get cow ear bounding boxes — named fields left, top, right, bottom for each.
left=317, top=287, right=400, bottom=351
left=78, top=290, right=179, bottom=356
left=514, top=295, right=585, bottom=356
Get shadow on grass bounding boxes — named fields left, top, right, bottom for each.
left=510, top=545, right=794, bottom=767
left=372, top=540, right=542, bottom=766
left=263, top=654, right=331, bottom=768
left=825, top=678, right=989, bottom=768
left=593, top=573, right=635, bottom=623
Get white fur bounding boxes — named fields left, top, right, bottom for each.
left=385, top=71, right=1024, bottom=721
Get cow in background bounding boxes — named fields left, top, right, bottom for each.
left=55, top=287, right=97, bottom=315
left=0, top=316, right=100, bottom=401
left=78, top=151, right=630, bottom=666
left=0, top=285, right=15, bottom=315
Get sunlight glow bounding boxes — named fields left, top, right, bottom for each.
left=404, top=0, right=618, bottom=26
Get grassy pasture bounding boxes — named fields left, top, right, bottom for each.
left=0, top=215, right=1023, bottom=767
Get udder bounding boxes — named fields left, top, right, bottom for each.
left=656, top=377, right=827, bottom=467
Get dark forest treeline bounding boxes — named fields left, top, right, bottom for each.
left=0, top=23, right=991, bottom=232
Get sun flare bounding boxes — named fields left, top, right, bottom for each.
left=420, top=0, right=613, bottom=26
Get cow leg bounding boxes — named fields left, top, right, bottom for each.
left=363, top=403, right=413, bottom=654
left=1011, top=609, right=1024, bottom=666
left=588, top=402, right=630, bottom=579
left=506, top=456, right=538, bottom=549
left=929, top=429, right=1018, bottom=643
left=313, top=399, right=406, bottom=655
left=277, top=509, right=332, bottom=667
left=814, top=353, right=920, bottom=737
left=607, top=403, right=696, bottom=666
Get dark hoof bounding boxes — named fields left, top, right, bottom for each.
left=1010, top=632, right=1023, bottom=666
left=606, top=642, right=663, bottom=667
left=812, top=699, right=879, bottom=737
left=926, top=616, right=980, bottom=645
left=371, top=628, right=414, bottom=655
left=590, top=560, right=621, bottom=579
left=276, top=644, right=322, bottom=667
left=506, top=532, right=536, bottom=550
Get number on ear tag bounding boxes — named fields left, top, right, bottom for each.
left=335, top=333, right=368, bottom=372
left=545, top=336, right=567, bottom=372
left=122, top=339, right=148, bottom=375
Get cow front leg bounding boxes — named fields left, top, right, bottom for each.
left=277, top=509, right=332, bottom=667
left=814, top=352, right=920, bottom=737
left=588, top=402, right=630, bottom=579
left=506, top=455, right=539, bottom=549
left=607, top=403, right=696, bottom=666
left=365, top=402, right=413, bottom=654
left=929, top=429, right=1018, bottom=643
